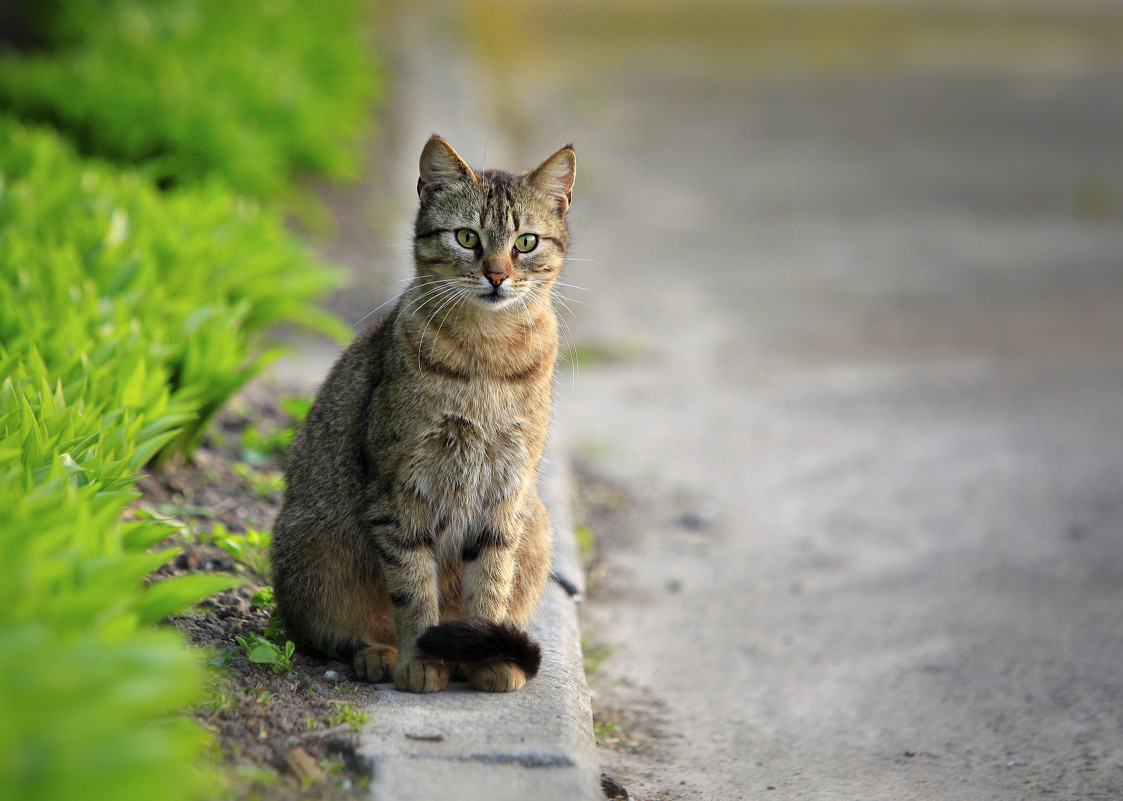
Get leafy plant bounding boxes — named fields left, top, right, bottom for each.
left=0, top=117, right=347, bottom=455
left=238, top=395, right=310, bottom=465
left=235, top=633, right=295, bottom=675
left=251, top=585, right=276, bottom=610
left=0, top=2, right=375, bottom=798
left=204, top=523, right=272, bottom=579
left=231, top=461, right=286, bottom=500
left=326, top=701, right=370, bottom=732
left=0, top=115, right=339, bottom=801
left=0, top=358, right=242, bottom=801
left=0, top=0, right=380, bottom=198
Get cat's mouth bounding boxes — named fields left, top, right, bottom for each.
left=478, top=285, right=517, bottom=306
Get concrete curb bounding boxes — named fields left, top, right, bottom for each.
left=355, top=447, right=601, bottom=800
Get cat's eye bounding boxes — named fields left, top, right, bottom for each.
left=455, top=228, right=479, bottom=249
left=514, top=233, right=538, bottom=253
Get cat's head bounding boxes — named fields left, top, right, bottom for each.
left=412, top=136, right=575, bottom=311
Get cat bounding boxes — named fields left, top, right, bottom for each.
left=270, top=136, right=576, bottom=693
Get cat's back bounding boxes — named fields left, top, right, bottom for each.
left=281, top=316, right=391, bottom=507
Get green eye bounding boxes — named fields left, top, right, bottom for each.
left=514, top=233, right=538, bottom=253
left=455, top=228, right=479, bottom=248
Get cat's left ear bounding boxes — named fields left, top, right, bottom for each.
left=529, top=145, right=576, bottom=215
left=418, top=135, right=473, bottom=201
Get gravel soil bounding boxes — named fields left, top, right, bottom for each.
left=130, top=386, right=375, bottom=800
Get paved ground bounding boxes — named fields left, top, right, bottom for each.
left=410, top=2, right=1123, bottom=799
left=289, top=2, right=1123, bottom=798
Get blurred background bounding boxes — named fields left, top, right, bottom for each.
left=2, top=1, right=1121, bottom=799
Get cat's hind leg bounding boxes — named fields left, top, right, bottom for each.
left=351, top=632, right=397, bottom=682
left=272, top=519, right=398, bottom=681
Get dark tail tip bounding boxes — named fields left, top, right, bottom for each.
left=417, top=619, right=541, bottom=678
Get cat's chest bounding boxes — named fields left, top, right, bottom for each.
left=400, top=386, right=537, bottom=513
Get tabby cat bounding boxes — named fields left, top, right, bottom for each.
left=270, top=136, right=576, bottom=693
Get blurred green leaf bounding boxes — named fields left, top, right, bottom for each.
left=0, top=0, right=381, bottom=199
left=136, top=574, right=244, bottom=626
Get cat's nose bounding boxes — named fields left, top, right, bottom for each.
left=483, top=257, right=510, bottom=287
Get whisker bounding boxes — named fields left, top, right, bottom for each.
left=400, top=281, right=463, bottom=318
left=405, top=286, right=459, bottom=322
left=552, top=293, right=585, bottom=313
left=435, top=286, right=470, bottom=339
left=355, top=278, right=459, bottom=328
left=528, top=286, right=577, bottom=388
left=555, top=311, right=579, bottom=389
left=418, top=286, right=467, bottom=372
left=518, top=293, right=543, bottom=363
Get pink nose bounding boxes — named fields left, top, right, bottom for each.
left=486, top=271, right=507, bottom=287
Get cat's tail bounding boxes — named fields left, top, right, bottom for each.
left=417, top=619, right=541, bottom=678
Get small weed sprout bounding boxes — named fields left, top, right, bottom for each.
left=326, top=701, right=370, bottom=732
left=582, top=637, right=615, bottom=679
left=236, top=633, right=295, bottom=675
left=239, top=396, right=310, bottom=464
left=231, top=461, right=286, bottom=500
left=205, top=522, right=272, bottom=578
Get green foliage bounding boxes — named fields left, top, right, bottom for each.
left=0, top=359, right=242, bottom=801
left=0, top=117, right=347, bottom=454
left=235, top=634, right=295, bottom=675
left=251, top=585, right=276, bottom=611
left=238, top=396, right=309, bottom=466
left=326, top=701, right=370, bottom=732
left=574, top=522, right=596, bottom=566
left=0, top=0, right=379, bottom=197
left=0, top=0, right=374, bottom=795
left=231, top=461, right=286, bottom=501
left=0, top=117, right=343, bottom=801
left=593, top=717, right=620, bottom=741
left=204, top=523, right=272, bottom=579
left=582, top=636, right=615, bottom=679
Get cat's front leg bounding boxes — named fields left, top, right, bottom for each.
left=459, top=503, right=528, bottom=692
left=378, top=529, right=449, bottom=693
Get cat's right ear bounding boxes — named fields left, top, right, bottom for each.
left=528, top=145, right=576, bottom=216
left=418, top=136, right=473, bottom=201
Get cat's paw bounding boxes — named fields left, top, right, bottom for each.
left=352, top=645, right=397, bottom=682
left=394, top=658, right=449, bottom=693
left=465, top=661, right=526, bottom=693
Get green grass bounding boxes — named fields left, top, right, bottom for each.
left=326, top=701, right=370, bottom=732
left=0, top=352, right=242, bottom=801
left=0, top=117, right=348, bottom=801
left=0, top=117, right=347, bottom=454
left=0, top=0, right=380, bottom=198
left=0, top=0, right=377, bottom=795
left=235, top=634, right=296, bottom=676
left=582, top=636, right=615, bottom=679
left=204, top=523, right=273, bottom=580
left=238, top=396, right=310, bottom=466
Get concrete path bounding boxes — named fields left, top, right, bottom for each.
left=424, top=2, right=1123, bottom=799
